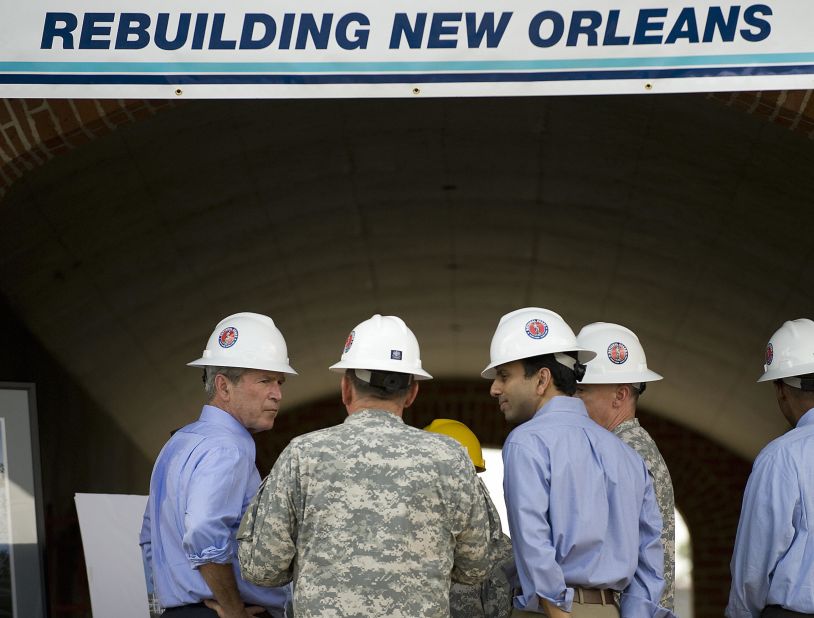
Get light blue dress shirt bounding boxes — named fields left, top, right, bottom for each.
left=726, top=407, right=814, bottom=617
left=140, top=405, right=289, bottom=610
left=502, top=396, right=673, bottom=618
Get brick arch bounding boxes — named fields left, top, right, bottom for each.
left=708, top=90, right=814, bottom=135
left=261, top=379, right=752, bottom=618
left=0, top=90, right=812, bottom=200
left=0, top=99, right=172, bottom=198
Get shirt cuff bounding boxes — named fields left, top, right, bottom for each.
left=620, top=592, right=676, bottom=618
left=187, top=542, right=234, bottom=568
left=514, top=586, right=574, bottom=613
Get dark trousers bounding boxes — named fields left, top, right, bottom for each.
left=162, top=605, right=217, bottom=617
left=162, top=604, right=276, bottom=618
left=761, top=606, right=814, bottom=618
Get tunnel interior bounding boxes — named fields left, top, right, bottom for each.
left=1, top=93, right=811, bottom=616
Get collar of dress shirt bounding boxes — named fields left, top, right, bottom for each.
left=200, top=404, right=254, bottom=438
left=796, top=407, right=814, bottom=428
left=533, top=395, right=590, bottom=420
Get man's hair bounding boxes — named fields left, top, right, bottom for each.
left=520, top=354, right=578, bottom=396
left=204, top=366, right=247, bottom=400
left=346, top=369, right=412, bottom=401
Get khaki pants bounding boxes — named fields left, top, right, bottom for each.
left=511, top=601, right=619, bottom=617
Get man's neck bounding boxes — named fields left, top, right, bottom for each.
left=347, top=400, right=403, bottom=417
left=540, top=388, right=567, bottom=408
left=790, top=404, right=814, bottom=428
left=208, top=398, right=235, bottom=419
left=606, top=408, right=636, bottom=432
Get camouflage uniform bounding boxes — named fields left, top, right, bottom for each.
left=237, top=408, right=490, bottom=618
left=449, top=477, right=514, bottom=618
left=613, top=418, right=675, bottom=611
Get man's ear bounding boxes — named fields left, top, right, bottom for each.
left=773, top=379, right=786, bottom=403
left=615, top=384, right=631, bottom=407
left=535, top=367, right=552, bottom=395
left=341, top=374, right=353, bottom=407
left=214, top=373, right=231, bottom=401
left=403, top=381, right=420, bottom=409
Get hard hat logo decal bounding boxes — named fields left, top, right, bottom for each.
left=218, top=327, right=238, bottom=349
left=343, top=331, right=355, bottom=354
left=607, top=342, right=629, bottom=365
left=766, top=343, right=774, bottom=365
left=391, top=350, right=402, bottom=360
left=525, top=319, right=549, bottom=340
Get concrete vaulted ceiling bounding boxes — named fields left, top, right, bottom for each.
left=0, top=94, right=812, bottom=461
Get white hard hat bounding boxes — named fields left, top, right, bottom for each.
left=481, top=307, right=596, bottom=379
left=757, top=318, right=814, bottom=383
left=576, top=322, right=663, bottom=385
left=329, top=314, right=432, bottom=380
left=187, top=312, right=297, bottom=375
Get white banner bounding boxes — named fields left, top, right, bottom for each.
left=1, top=1, right=813, bottom=98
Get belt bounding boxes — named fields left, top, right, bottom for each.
left=572, top=587, right=616, bottom=605
left=761, top=606, right=814, bottom=618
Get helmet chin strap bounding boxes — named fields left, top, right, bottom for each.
left=354, top=369, right=412, bottom=393
left=782, top=376, right=814, bottom=392
left=573, top=363, right=587, bottom=382
left=555, top=352, right=587, bottom=381
left=554, top=352, right=576, bottom=369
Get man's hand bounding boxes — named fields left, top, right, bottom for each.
left=541, top=598, right=571, bottom=618
left=199, top=563, right=260, bottom=618
left=203, top=599, right=265, bottom=617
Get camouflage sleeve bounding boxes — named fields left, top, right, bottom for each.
left=237, top=444, right=299, bottom=587
left=620, top=470, right=673, bottom=618
left=615, top=423, right=676, bottom=611
left=481, top=535, right=515, bottom=618
left=450, top=460, right=490, bottom=585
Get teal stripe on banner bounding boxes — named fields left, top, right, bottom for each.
left=2, top=52, right=814, bottom=73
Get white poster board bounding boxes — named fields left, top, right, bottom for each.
left=74, top=493, right=151, bottom=618
left=0, top=0, right=813, bottom=97
left=0, top=385, right=45, bottom=618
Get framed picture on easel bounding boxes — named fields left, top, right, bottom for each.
left=0, top=384, right=45, bottom=618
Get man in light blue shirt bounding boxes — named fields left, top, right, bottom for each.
left=482, top=308, right=673, bottom=618
left=727, top=318, right=814, bottom=618
left=140, top=312, right=297, bottom=618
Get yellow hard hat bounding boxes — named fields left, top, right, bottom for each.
left=424, top=419, right=486, bottom=473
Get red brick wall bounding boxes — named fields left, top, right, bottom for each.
left=641, top=410, right=752, bottom=617
left=262, top=379, right=753, bottom=618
